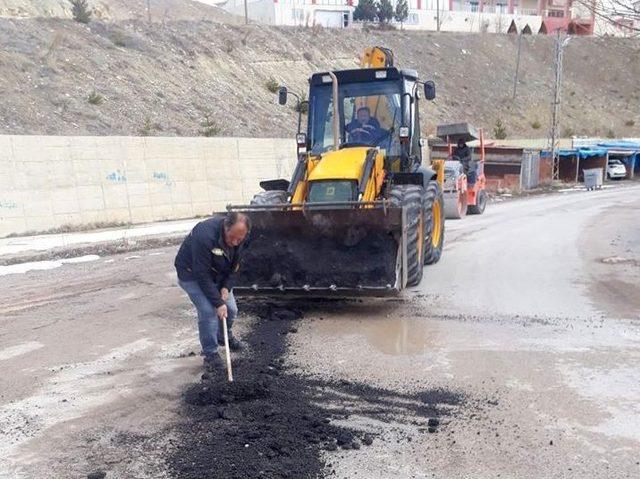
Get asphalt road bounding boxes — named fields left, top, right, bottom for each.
left=1, top=185, right=639, bottom=478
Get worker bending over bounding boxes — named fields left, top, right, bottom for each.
left=175, top=212, right=250, bottom=370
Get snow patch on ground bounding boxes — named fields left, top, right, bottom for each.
left=0, top=342, right=44, bottom=362
left=0, top=255, right=100, bottom=276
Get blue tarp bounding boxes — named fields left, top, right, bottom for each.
left=556, top=147, right=608, bottom=159
left=596, top=142, right=640, bottom=172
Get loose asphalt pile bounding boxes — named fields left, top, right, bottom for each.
left=236, top=231, right=399, bottom=289
left=166, top=301, right=465, bottom=478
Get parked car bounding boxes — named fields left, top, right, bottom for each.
left=606, top=159, right=627, bottom=180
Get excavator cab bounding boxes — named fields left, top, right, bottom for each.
left=228, top=48, right=444, bottom=297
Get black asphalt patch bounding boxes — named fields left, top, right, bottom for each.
left=166, top=301, right=466, bottom=478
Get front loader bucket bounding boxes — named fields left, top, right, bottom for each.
left=229, top=202, right=406, bottom=297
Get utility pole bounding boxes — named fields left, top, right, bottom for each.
left=436, top=0, right=441, bottom=31
left=512, top=32, right=523, bottom=101
left=244, top=0, right=249, bottom=24
left=549, top=32, right=571, bottom=181
left=147, top=0, right=151, bottom=22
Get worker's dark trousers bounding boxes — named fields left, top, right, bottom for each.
left=178, top=279, right=238, bottom=358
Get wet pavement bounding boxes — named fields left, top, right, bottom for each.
left=1, top=185, right=639, bottom=478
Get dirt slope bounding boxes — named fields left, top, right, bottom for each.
left=0, top=16, right=639, bottom=138
left=0, top=0, right=239, bottom=22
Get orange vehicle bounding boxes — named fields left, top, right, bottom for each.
left=436, top=123, right=487, bottom=219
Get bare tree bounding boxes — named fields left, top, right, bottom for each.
left=574, top=0, right=640, bottom=35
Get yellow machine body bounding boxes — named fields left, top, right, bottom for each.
left=229, top=46, right=445, bottom=296
left=291, top=148, right=386, bottom=204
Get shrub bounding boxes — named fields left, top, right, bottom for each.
left=561, top=126, right=574, bottom=137
left=87, top=91, right=104, bottom=105
left=624, top=119, right=635, bottom=127
left=200, top=114, right=221, bottom=137
left=531, top=120, right=541, bottom=130
left=493, top=119, right=507, bottom=139
left=69, top=0, right=92, bottom=24
left=294, top=93, right=308, bottom=114
left=139, top=117, right=153, bottom=136
left=265, top=77, right=279, bottom=93
left=111, top=31, right=126, bottom=48
left=606, top=128, right=616, bottom=139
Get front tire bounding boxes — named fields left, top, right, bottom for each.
left=250, top=190, right=288, bottom=205
left=424, top=180, right=445, bottom=265
left=388, top=184, right=425, bottom=287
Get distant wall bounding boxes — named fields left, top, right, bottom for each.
left=0, top=136, right=296, bottom=237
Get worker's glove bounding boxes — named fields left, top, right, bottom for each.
left=217, top=304, right=228, bottom=320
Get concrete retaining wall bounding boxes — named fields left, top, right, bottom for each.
left=0, top=136, right=296, bottom=238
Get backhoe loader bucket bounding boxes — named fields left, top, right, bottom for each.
left=228, top=202, right=406, bottom=297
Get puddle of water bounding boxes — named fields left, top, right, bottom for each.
left=315, top=316, right=438, bottom=356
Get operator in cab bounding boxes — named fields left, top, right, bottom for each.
left=346, top=106, right=383, bottom=145
left=174, top=212, right=250, bottom=371
left=453, top=139, right=476, bottom=183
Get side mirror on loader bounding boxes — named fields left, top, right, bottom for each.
left=278, top=86, right=288, bottom=105
left=424, top=81, right=436, bottom=101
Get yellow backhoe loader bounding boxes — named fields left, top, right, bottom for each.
left=229, top=47, right=445, bottom=296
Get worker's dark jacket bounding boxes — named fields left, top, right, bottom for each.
left=174, top=216, right=244, bottom=308
left=453, top=145, right=472, bottom=164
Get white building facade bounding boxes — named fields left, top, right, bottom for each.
left=222, top=0, right=600, bottom=34
left=223, top=0, right=353, bottom=28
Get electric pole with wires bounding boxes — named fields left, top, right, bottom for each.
left=549, top=32, right=571, bottom=181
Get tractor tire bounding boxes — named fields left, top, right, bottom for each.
left=388, top=184, right=425, bottom=287
left=467, top=189, right=487, bottom=215
left=424, top=180, right=445, bottom=265
left=250, top=190, right=288, bottom=206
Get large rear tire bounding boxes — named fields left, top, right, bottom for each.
left=424, top=180, right=445, bottom=265
left=388, top=184, right=425, bottom=287
left=467, top=189, right=487, bottom=215
left=250, top=190, right=288, bottom=205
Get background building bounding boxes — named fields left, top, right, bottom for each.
left=220, top=0, right=600, bottom=33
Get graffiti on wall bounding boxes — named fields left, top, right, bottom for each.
left=106, top=170, right=127, bottom=182
left=0, top=200, right=18, bottom=209
left=152, top=171, right=173, bottom=186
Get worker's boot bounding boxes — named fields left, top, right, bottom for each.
left=203, top=353, right=224, bottom=370
left=218, top=332, right=243, bottom=351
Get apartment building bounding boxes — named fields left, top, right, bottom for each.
left=220, top=0, right=598, bottom=34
